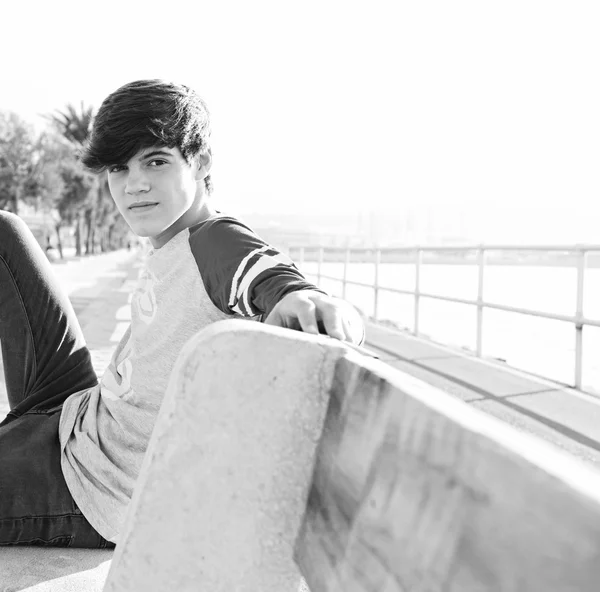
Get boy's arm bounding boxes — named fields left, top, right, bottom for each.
left=188, top=217, right=364, bottom=344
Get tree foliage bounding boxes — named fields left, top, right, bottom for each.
left=0, top=104, right=131, bottom=256
left=0, top=112, right=45, bottom=214
left=46, top=102, right=130, bottom=254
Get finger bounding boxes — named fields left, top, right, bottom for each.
left=264, top=311, right=301, bottom=331
left=344, top=306, right=366, bottom=344
left=318, top=304, right=346, bottom=341
left=263, top=309, right=291, bottom=328
left=295, top=299, right=320, bottom=334
left=340, top=315, right=353, bottom=342
left=263, top=311, right=280, bottom=326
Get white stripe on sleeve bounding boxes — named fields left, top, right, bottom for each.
left=234, top=252, right=295, bottom=313
left=228, top=246, right=270, bottom=309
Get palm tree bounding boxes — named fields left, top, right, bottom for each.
left=46, top=102, right=101, bottom=255
left=47, top=102, right=94, bottom=147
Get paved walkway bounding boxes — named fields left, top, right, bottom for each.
left=0, top=249, right=142, bottom=418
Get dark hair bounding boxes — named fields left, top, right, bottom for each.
left=81, top=80, right=213, bottom=194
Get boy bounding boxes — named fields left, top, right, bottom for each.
left=0, top=79, right=364, bottom=547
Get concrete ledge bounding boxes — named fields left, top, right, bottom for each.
left=295, top=346, right=600, bottom=591
left=105, top=320, right=348, bottom=591
left=9, top=319, right=599, bottom=590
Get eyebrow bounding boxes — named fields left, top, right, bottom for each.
left=138, top=149, right=172, bottom=161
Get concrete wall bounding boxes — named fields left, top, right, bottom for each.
left=104, top=320, right=348, bottom=592
left=105, top=319, right=600, bottom=592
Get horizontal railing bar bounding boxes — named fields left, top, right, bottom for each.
left=405, top=291, right=478, bottom=308
left=313, top=273, right=344, bottom=283
left=366, top=285, right=415, bottom=296
left=342, top=279, right=386, bottom=290
left=307, top=274, right=600, bottom=329
left=290, top=244, right=600, bottom=253
left=372, top=287, right=600, bottom=328
left=417, top=292, right=575, bottom=323
left=305, top=273, right=377, bottom=290
left=480, top=305, right=600, bottom=328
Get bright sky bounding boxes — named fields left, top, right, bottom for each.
left=1, top=0, right=599, bottom=228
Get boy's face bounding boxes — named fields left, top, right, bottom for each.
left=107, top=146, right=210, bottom=248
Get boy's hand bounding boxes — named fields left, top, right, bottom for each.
left=264, top=290, right=365, bottom=345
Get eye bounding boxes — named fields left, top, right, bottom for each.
left=147, top=159, right=167, bottom=167
left=108, top=164, right=126, bottom=174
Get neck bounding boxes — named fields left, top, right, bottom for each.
left=150, top=192, right=216, bottom=249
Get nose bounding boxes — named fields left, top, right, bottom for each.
left=125, top=169, right=150, bottom=195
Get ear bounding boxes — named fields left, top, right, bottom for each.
left=194, top=148, right=212, bottom=181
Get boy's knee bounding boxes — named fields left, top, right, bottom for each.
left=0, top=212, right=38, bottom=260
left=0, top=210, right=26, bottom=234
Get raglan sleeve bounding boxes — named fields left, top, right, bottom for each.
left=188, top=217, right=325, bottom=319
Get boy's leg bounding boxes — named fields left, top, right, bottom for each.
left=0, top=409, right=113, bottom=548
left=0, top=211, right=97, bottom=417
left=0, top=211, right=109, bottom=547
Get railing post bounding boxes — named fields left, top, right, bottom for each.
left=575, top=247, right=586, bottom=390
left=373, top=248, right=381, bottom=321
left=342, top=247, right=350, bottom=300
left=476, top=246, right=485, bottom=357
left=317, top=247, right=323, bottom=285
left=414, top=248, right=422, bottom=336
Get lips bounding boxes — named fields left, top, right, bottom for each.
left=129, top=202, right=159, bottom=211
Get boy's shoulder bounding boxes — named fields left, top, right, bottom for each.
left=188, top=211, right=249, bottom=232
left=187, top=212, right=275, bottom=263
left=188, top=212, right=257, bottom=242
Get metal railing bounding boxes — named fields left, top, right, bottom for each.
left=289, top=244, right=600, bottom=391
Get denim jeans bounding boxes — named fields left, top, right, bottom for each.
left=0, top=211, right=114, bottom=548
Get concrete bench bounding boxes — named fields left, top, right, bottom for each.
left=5, top=320, right=600, bottom=590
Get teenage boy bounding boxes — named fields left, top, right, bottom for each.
left=0, top=79, right=364, bottom=547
